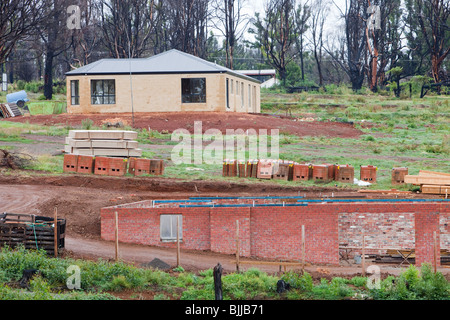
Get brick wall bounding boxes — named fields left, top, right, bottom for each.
left=415, top=211, right=441, bottom=267
left=250, top=207, right=339, bottom=264
left=100, top=201, right=450, bottom=266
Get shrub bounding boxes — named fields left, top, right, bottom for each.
left=281, top=271, right=313, bottom=292
left=81, top=118, right=94, bottom=130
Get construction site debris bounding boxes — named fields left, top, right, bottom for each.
left=0, top=149, right=34, bottom=169
left=358, top=189, right=412, bottom=194
left=0, top=103, right=22, bottom=118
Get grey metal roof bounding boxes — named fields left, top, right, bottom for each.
left=66, top=49, right=260, bottom=83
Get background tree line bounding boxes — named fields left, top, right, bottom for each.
left=0, top=0, right=448, bottom=100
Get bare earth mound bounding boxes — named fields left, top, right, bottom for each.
left=9, top=112, right=362, bottom=138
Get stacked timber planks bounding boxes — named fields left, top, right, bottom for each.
left=64, top=130, right=142, bottom=157
left=405, top=170, right=450, bottom=195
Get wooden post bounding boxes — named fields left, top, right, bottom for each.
left=115, top=211, right=119, bottom=261
left=54, top=207, right=58, bottom=258
left=301, top=225, right=305, bottom=273
left=213, top=263, right=223, bottom=300
left=362, top=233, right=366, bottom=276
left=236, top=220, right=240, bottom=272
left=433, top=231, right=437, bottom=273
left=177, top=215, right=181, bottom=267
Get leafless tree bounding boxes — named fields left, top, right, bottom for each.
left=66, top=0, right=102, bottom=68
left=99, top=0, right=155, bottom=58
left=250, top=0, right=297, bottom=85
left=210, top=0, right=250, bottom=69
left=325, top=0, right=369, bottom=90
left=0, top=0, right=47, bottom=65
left=164, top=0, right=210, bottom=58
left=36, top=0, right=75, bottom=99
left=415, top=0, right=449, bottom=83
left=308, top=0, right=328, bottom=86
left=294, top=1, right=311, bottom=82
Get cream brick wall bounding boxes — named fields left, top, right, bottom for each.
left=67, top=73, right=260, bottom=114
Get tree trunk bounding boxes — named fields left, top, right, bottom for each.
left=44, top=50, right=54, bottom=100
left=314, top=50, right=323, bottom=86
left=300, top=38, right=305, bottom=81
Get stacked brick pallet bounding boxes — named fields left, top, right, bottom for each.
left=63, top=154, right=164, bottom=177
left=223, top=159, right=361, bottom=184
left=64, top=130, right=142, bottom=157
left=405, top=170, right=450, bottom=195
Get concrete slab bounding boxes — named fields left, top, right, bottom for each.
left=68, top=130, right=138, bottom=140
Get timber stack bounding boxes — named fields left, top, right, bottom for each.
left=405, top=170, right=450, bottom=196
left=64, top=130, right=142, bottom=157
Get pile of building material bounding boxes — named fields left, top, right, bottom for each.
left=64, top=130, right=142, bottom=157
left=63, top=154, right=164, bottom=177
left=405, top=170, right=450, bottom=196
left=0, top=103, right=22, bottom=118
left=223, top=159, right=362, bottom=184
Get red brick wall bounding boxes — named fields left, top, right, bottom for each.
left=415, top=211, right=441, bottom=267
left=251, top=207, right=339, bottom=264
left=210, top=207, right=251, bottom=256
left=100, top=201, right=450, bottom=266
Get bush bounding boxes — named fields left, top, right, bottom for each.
left=368, top=265, right=450, bottom=300
left=81, top=118, right=94, bottom=130
left=281, top=271, right=314, bottom=292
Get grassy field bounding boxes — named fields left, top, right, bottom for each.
left=0, top=89, right=449, bottom=191
left=259, top=89, right=449, bottom=190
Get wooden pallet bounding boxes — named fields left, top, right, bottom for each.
left=0, top=213, right=66, bottom=255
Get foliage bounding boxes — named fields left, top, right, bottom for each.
left=0, top=247, right=448, bottom=300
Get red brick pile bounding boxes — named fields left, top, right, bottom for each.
left=63, top=154, right=164, bottom=177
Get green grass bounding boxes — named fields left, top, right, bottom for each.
left=1, top=89, right=448, bottom=190
left=0, top=246, right=448, bottom=300
left=28, top=101, right=67, bottom=115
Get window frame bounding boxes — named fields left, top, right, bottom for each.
left=70, top=80, right=80, bottom=105
left=91, top=79, right=116, bottom=105
left=226, top=78, right=230, bottom=109
left=160, top=214, right=183, bottom=242
left=181, top=78, right=207, bottom=104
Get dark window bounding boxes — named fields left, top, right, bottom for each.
left=91, top=80, right=116, bottom=105
left=226, top=78, right=230, bottom=109
left=182, top=78, right=206, bottom=103
left=71, top=80, right=79, bottom=105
